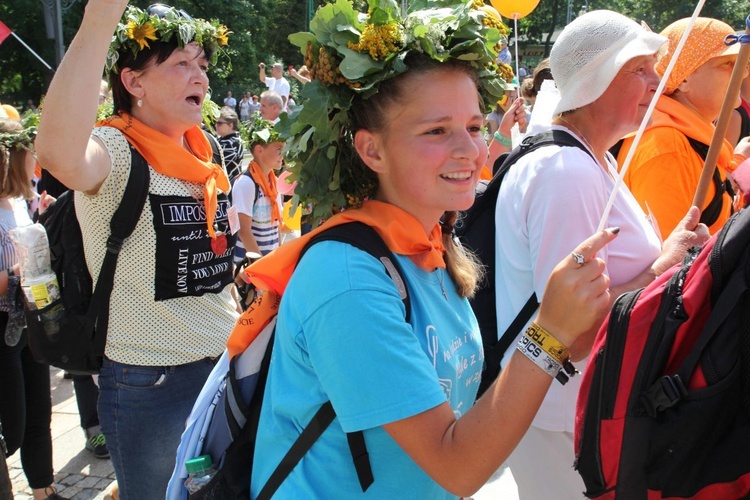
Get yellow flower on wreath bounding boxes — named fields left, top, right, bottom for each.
left=348, top=22, right=403, bottom=61
left=216, top=26, right=230, bottom=46
left=125, top=21, right=158, bottom=50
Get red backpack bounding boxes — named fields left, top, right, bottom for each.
left=574, top=208, right=750, bottom=499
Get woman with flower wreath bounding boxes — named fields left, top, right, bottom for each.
left=35, top=2, right=237, bottom=498
left=0, top=119, right=65, bottom=500
left=221, top=0, right=615, bottom=497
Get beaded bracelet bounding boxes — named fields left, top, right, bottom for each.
left=493, top=130, right=513, bottom=147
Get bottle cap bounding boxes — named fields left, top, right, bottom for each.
left=185, top=454, right=213, bottom=474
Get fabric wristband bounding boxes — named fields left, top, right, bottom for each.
left=493, top=131, right=513, bottom=147
left=524, top=322, right=570, bottom=365
left=517, top=336, right=564, bottom=380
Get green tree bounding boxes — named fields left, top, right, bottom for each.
left=4, top=0, right=744, bottom=109
left=515, top=0, right=748, bottom=61
left=0, top=0, right=74, bottom=109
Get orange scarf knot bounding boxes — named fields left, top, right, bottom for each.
left=248, top=161, right=282, bottom=225
left=225, top=200, right=447, bottom=356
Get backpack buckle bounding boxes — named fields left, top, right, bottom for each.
left=641, top=375, right=688, bottom=417
left=106, top=235, right=124, bottom=255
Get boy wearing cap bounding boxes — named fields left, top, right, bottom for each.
left=617, top=17, right=750, bottom=239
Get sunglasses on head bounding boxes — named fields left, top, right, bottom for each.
left=146, top=3, right=194, bottom=22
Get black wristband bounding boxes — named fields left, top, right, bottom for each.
left=7, top=267, right=14, bottom=277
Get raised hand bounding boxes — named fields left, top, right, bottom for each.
left=536, top=227, right=620, bottom=359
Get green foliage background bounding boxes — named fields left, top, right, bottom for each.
left=0, top=0, right=747, bottom=111
left=514, top=0, right=746, bottom=61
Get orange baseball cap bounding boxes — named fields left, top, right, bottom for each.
left=656, top=17, right=741, bottom=94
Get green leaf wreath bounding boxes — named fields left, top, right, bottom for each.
left=278, top=0, right=512, bottom=224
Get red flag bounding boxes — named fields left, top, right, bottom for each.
left=0, top=21, right=12, bottom=45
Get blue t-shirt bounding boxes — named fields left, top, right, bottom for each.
left=251, top=240, right=482, bottom=498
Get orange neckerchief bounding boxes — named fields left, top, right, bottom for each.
left=100, top=113, right=230, bottom=238
left=226, top=200, right=445, bottom=356
left=248, top=160, right=281, bottom=225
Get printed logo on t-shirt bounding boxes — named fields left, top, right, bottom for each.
left=425, top=324, right=483, bottom=418
left=149, top=194, right=236, bottom=301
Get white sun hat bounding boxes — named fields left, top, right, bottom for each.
left=551, top=10, right=667, bottom=115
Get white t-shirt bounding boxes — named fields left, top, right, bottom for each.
left=494, top=126, right=662, bottom=432
left=224, top=96, right=237, bottom=108
left=231, top=173, right=282, bottom=256
left=264, top=77, right=290, bottom=101
left=76, top=127, right=238, bottom=366
left=238, top=99, right=251, bottom=119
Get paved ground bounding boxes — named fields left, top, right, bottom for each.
left=7, top=367, right=520, bottom=499
left=8, top=368, right=114, bottom=500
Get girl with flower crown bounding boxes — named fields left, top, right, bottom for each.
left=216, top=1, right=621, bottom=497
left=35, top=1, right=237, bottom=498
left=0, top=119, right=65, bottom=500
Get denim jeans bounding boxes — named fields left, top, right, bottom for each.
left=98, top=357, right=215, bottom=500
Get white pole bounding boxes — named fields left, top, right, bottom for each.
left=596, top=0, right=706, bottom=232
left=514, top=16, right=520, bottom=82
left=10, top=32, right=54, bottom=72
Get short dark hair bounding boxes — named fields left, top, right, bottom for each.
left=219, top=108, right=239, bottom=131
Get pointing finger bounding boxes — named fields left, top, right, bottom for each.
left=569, top=227, right=620, bottom=267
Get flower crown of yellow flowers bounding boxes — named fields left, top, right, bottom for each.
left=106, top=4, right=230, bottom=73
left=277, top=0, right=513, bottom=224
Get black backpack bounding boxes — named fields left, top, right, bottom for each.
left=25, top=145, right=150, bottom=374
left=456, top=130, right=592, bottom=397
left=26, top=132, right=222, bottom=374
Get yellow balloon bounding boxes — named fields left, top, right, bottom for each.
left=490, top=0, right=540, bottom=20
left=282, top=200, right=302, bottom=232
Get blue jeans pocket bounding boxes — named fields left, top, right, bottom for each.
left=116, top=365, right=169, bottom=390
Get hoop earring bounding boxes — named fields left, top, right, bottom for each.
left=137, top=99, right=143, bottom=108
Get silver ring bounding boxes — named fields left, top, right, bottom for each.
left=571, top=252, right=586, bottom=266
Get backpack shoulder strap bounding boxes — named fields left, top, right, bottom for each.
left=257, top=222, right=410, bottom=499
left=242, top=167, right=262, bottom=206
left=303, top=221, right=410, bottom=320
left=479, top=130, right=594, bottom=388
left=89, top=144, right=150, bottom=357
left=685, top=137, right=733, bottom=227
left=203, top=128, right=223, bottom=166
left=478, top=130, right=593, bottom=218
